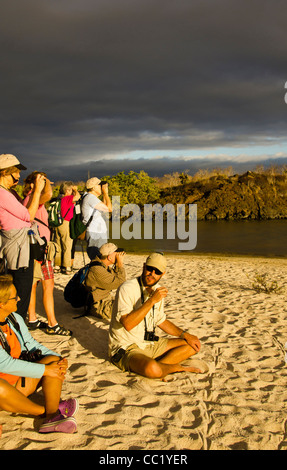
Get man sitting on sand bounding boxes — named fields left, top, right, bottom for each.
left=109, top=252, right=206, bottom=379
left=84, top=243, right=126, bottom=320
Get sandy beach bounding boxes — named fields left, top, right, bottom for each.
left=1, top=251, right=287, bottom=451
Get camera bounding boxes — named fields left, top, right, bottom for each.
left=144, top=331, right=159, bottom=342
left=99, top=181, right=107, bottom=186
left=20, top=348, right=43, bottom=363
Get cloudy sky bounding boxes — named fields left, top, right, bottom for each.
left=1, top=0, right=287, bottom=182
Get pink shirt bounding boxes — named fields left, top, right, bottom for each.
left=61, top=195, right=75, bottom=221
left=0, top=188, right=31, bottom=230
left=23, top=193, right=51, bottom=242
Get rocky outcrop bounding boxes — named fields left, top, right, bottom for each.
left=157, top=171, right=287, bottom=220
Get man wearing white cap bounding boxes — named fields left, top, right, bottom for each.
left=109, top=252, right=206, bottom=379
left=85, top=243, right=126, bottom=320
left=81, top=177, right=112, bottom=260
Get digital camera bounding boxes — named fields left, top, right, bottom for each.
left=20, top=348, right=43, bottom=363
left=144, top=331, right=159, bottom=342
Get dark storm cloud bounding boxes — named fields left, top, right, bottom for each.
left=1, top=0, right=287, bottom=179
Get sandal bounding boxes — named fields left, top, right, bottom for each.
left=28, top=320, right=48, bottom=330
left=61, top=267, right=72, bottom=275
left=39, top=414, right=77, bottom=434
left=58, top=398, right=79, bottom=418
left=45, top=324, right=73, bottom=336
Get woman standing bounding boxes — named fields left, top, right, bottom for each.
left=23, top=172, right=72, bottom=336
left=53, top=181, right=80, bottom=274
left=0, top=154, right=45, bottom=320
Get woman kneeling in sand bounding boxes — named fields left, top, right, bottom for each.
left=0, top=274, right=78, bottom=433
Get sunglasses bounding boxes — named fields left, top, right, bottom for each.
left=145, top=265, right=162, bottom=276
left=8, top=296, right=18, bottom=301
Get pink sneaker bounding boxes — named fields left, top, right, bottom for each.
left=39, top=414, right=77, bottom=434
left=58, top=398, right=79, bottom=418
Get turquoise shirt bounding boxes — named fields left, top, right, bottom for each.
left=0, top=313, right=60, bottom=379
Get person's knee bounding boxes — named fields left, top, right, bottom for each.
left=0, top=379, right=11, bottom=398
left=142, top=360, right=163, bottom=379
left=42, top=279, right=54, bottom=294
left=181, top=342, right=198, bottom=358
left=39, top=354, right=60, bottom=365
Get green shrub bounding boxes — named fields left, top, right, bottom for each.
left=250, top=272, right=283, bottom=294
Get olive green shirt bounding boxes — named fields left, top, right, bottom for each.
left=84, top=256, right=126, bottom=303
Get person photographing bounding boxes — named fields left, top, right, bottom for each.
left=81, top=177, right=112, bottom=260
left=85, top=243, right=126, bottom=320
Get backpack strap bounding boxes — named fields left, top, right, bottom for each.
left=137, top=277, right=156, bottom=339
left=0, top=313, right=22, bottom=354
left=89, top=260, right=102, bottom=268
left=61, top=205, right=71, bottom=220
left=82, top=260, right=102, bottom=285
left=8, top=313, right=28, bottom=348
left=34, top=217, right=49, bottom=228
left=85, top=210, right=96, bottom=228
left=8, top=313, right=21, bottom=332
left=79, top=194, right=96, bottom=228
left=0, top=322, right=10, bottom=354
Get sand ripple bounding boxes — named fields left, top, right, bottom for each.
left=1, top=253, right=287, bottom=450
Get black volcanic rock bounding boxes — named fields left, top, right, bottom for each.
left=157, top=171, right=287, bottom=220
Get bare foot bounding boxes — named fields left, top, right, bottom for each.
left=182, top=366, right=204, bottom=374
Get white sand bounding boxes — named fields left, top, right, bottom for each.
left=1, top=251, right=287, bottom=450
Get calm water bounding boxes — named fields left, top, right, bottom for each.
left=104, top=219, right=287, bottom=258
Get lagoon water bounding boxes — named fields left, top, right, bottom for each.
left=106, top=219, right=287, bottom=258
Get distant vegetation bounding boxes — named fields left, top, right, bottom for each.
left=14, top=165, right=287, bottom=220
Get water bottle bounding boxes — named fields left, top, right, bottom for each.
left=28, top=229, right=40, bottom=260
left=28, top=230, right=37, bottom=244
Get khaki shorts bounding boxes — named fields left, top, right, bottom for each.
left=89, top=298, right=114, bottom=320
left=111, top=337, right=169, bottom=372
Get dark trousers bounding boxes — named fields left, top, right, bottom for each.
left=9, top=259, right=34, bottom=321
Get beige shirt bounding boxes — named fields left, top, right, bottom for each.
left=109, top=277, right=166, bottom=357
